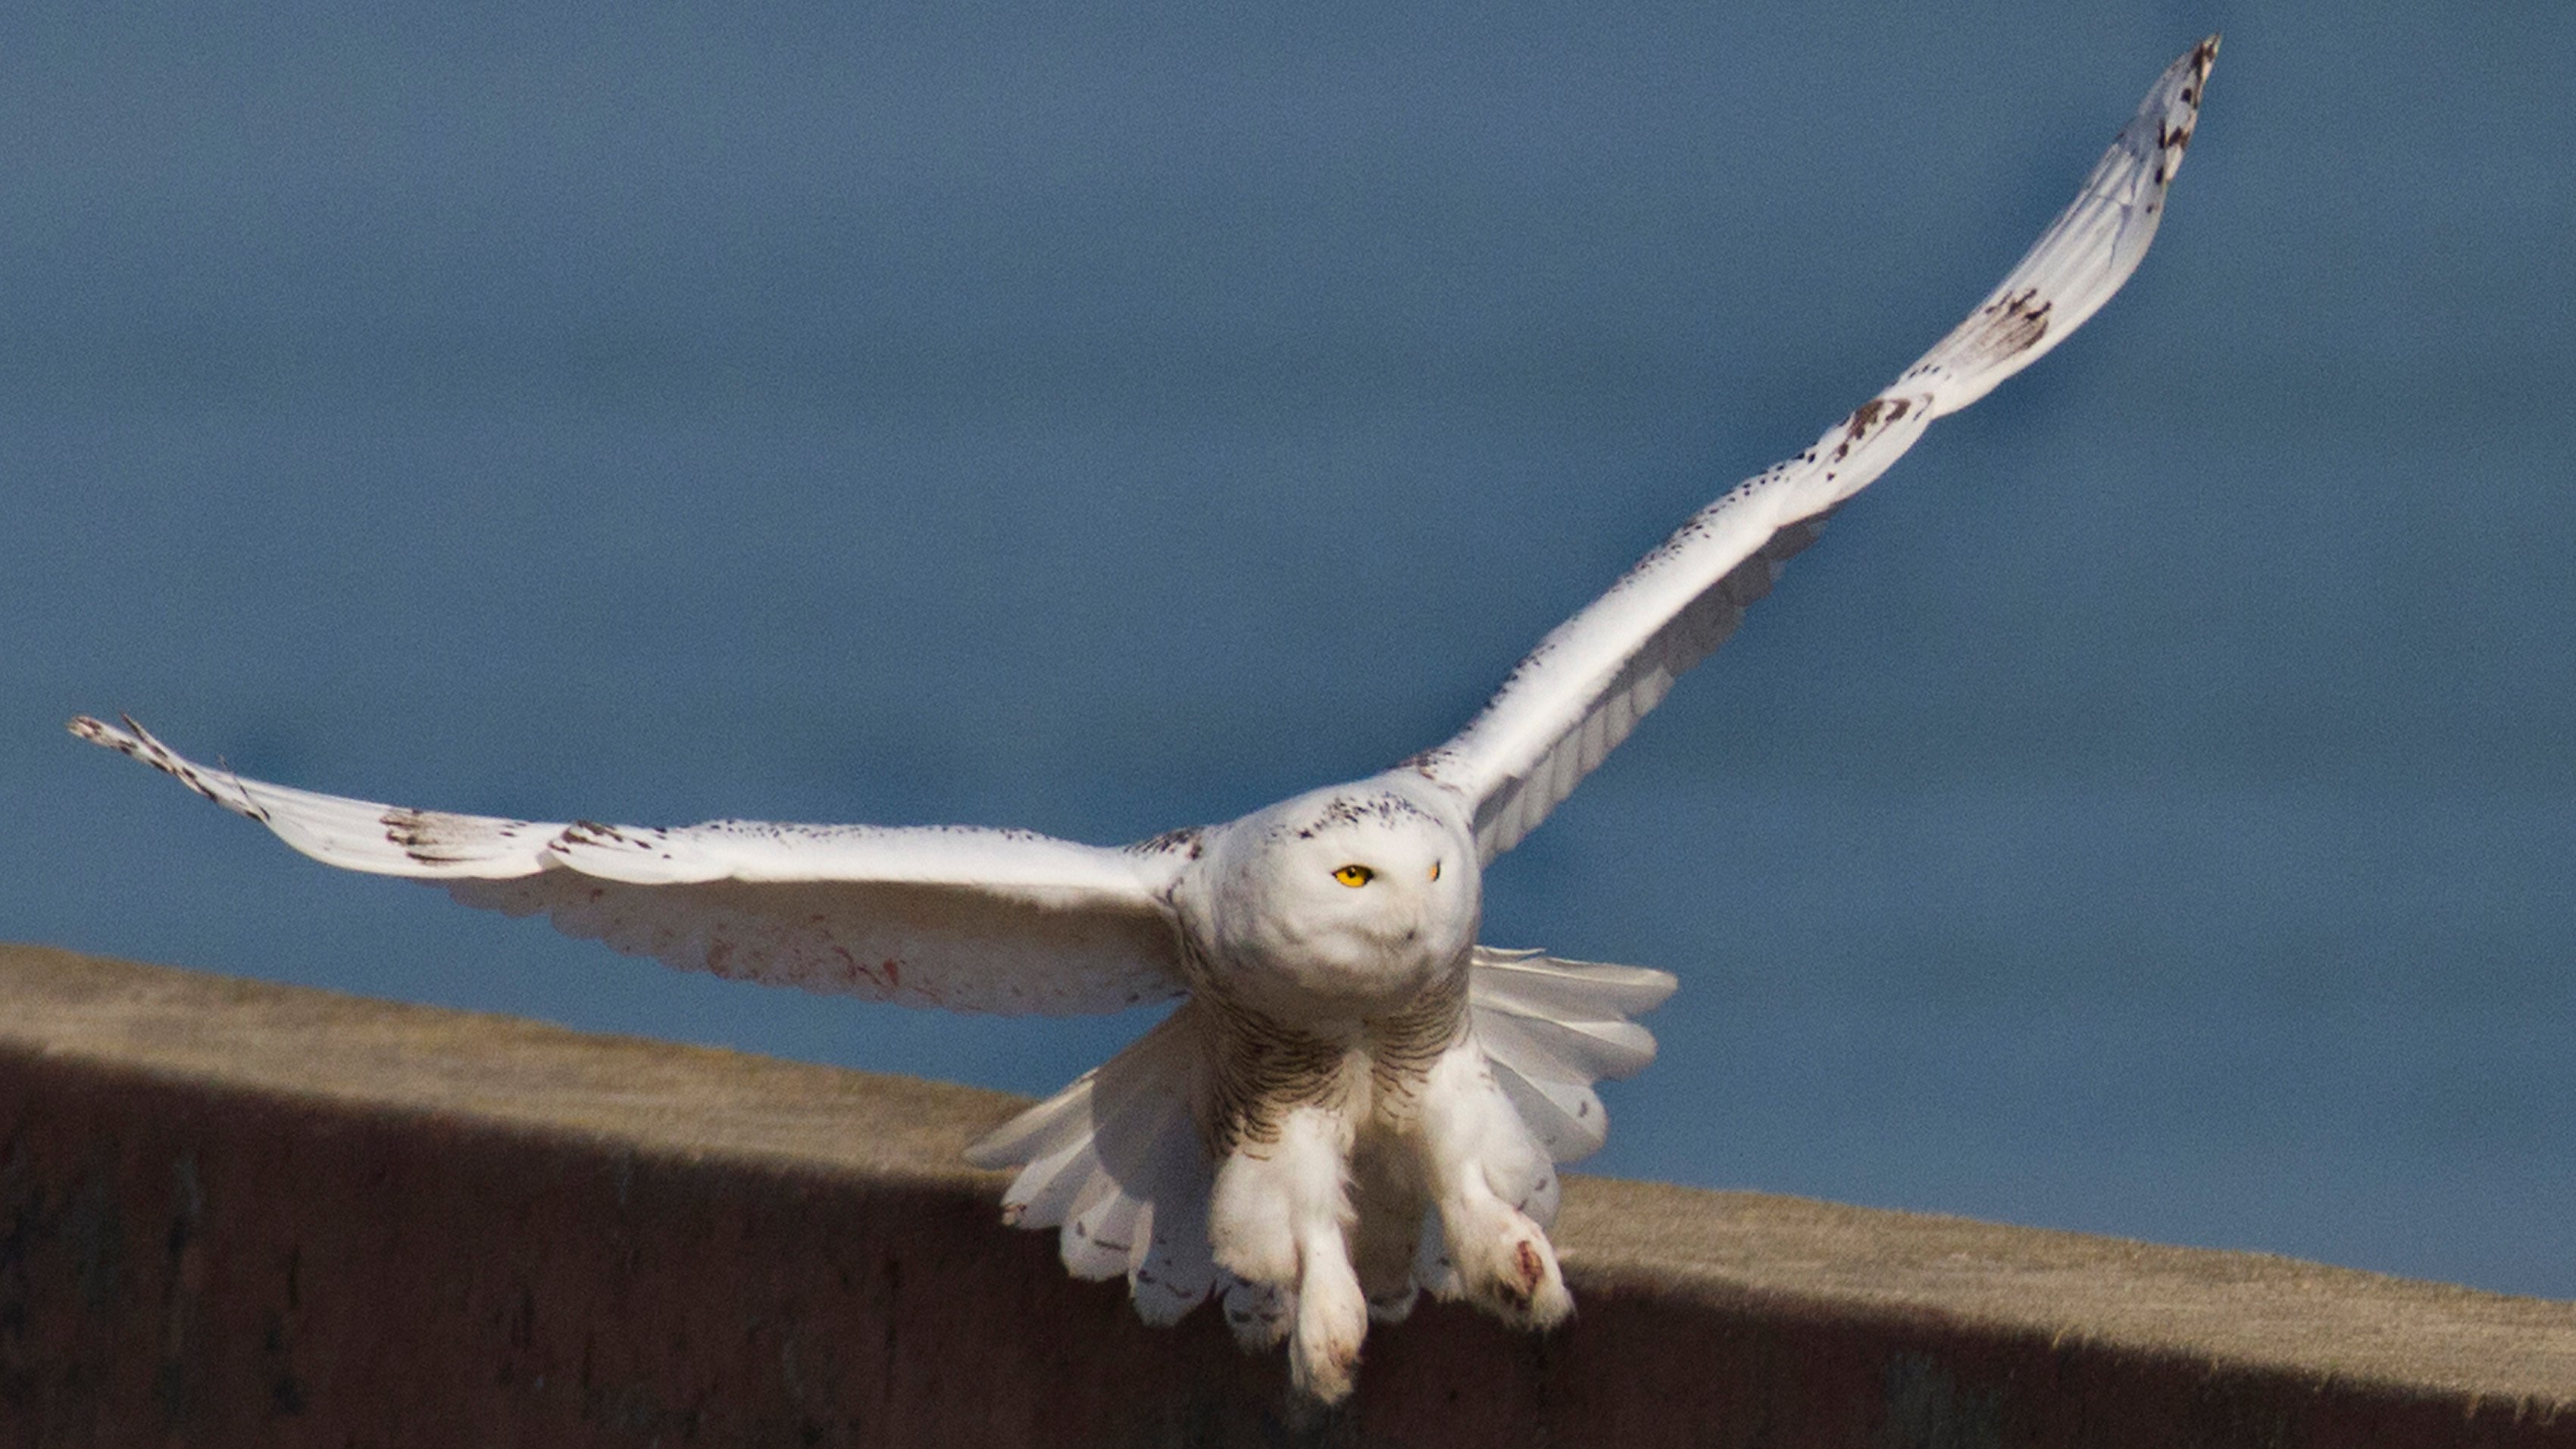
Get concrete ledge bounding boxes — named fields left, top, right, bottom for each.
left=2, top=942, right=2569, bottom=1446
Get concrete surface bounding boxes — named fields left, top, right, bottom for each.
left=1, top=942, right=2568, bottom=1446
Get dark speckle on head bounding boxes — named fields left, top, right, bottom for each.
left=1278, top=790, right=1436, bottom=842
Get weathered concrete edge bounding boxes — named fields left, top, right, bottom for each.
left=7, top=942, right=2572, bottom=1416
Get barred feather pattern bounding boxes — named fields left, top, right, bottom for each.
left=966, top=944, right=1675, bottom=1323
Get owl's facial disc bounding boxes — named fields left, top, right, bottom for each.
left=1179, top=776, right=1480, bottom=1016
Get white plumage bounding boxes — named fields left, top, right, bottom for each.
left=71, top=36, right=2215, bottom=1404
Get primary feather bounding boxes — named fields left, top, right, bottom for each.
left=68, top=714, right=1189, bottom=1016
left=1409, top=36, right=2218, bottom=860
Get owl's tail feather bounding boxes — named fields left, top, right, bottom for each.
left=1466, top=946, right=1677, bottom=1207
left=967, top=1001, right=1221, bottom=1326
left=966, top=950, right=1677, bottom=1330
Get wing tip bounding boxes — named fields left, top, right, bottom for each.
left=2160, top=33, right=2220, bottom=98
left=2141, top=33, right=2221, bottom=170
left=68, top=712, right=134, bottom=750
left=68, top=712, right=250, bottom=812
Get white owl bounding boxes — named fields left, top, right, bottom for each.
left=73, top=38, right=2214, bottom=1404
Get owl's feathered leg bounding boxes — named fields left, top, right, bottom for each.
left=1208, top=1106, right=1370, bottom=1403
left=1413, top=1040, right=1573, bottom=1328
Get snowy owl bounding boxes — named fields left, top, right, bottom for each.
left=73, top=39, right=2214, bottom=1404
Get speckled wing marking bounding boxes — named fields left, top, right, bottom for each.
left=1409, top=37, right=2218, bottom=861
left=70, top=714, right=1192, bottom=1016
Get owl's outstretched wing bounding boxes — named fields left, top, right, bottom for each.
left=1408, top=37, right=2217, bottom=861
left=71, top=715, right=1191, bottom=1016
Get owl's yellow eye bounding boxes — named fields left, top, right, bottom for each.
left=1428, top=861, right=1441, bottom=882
left=1332, top=863, right=1374, bottom=888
